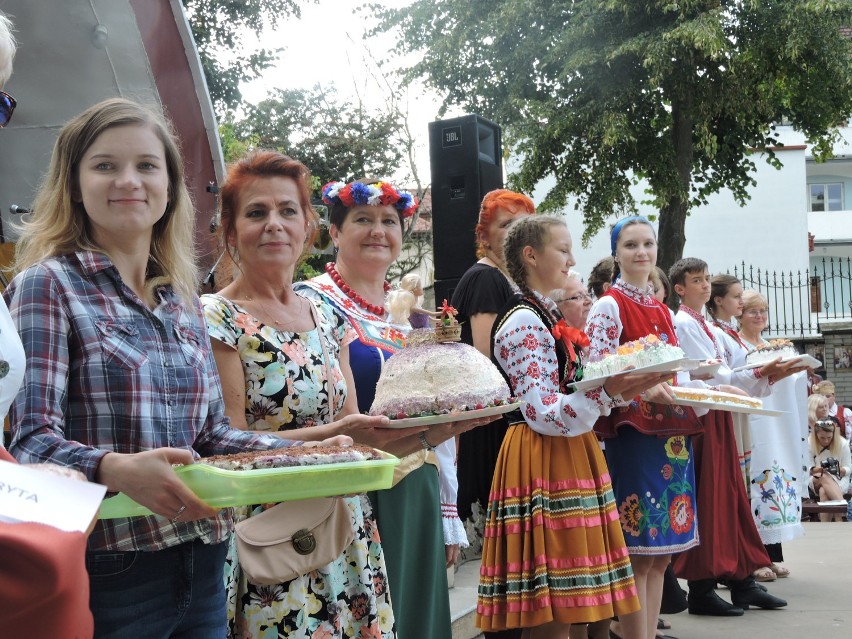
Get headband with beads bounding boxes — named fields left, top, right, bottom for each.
left=321, top=181, right=418, bottom=219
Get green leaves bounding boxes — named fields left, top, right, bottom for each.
left=373, top=0, right=852, bottom=269
left=182, top=0, right=311, bottom=116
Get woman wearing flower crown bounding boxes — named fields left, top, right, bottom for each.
left=478, top=216, right=672, bottom=638
left=296, top=178, right=495, bottom=639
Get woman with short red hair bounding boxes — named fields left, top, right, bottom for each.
left=451, top=189, right=535, bottom=572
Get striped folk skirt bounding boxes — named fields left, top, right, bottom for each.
left=477, top=423, right=640, bottom=631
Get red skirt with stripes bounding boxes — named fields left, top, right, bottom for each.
left=477, top=423, right=640, bottom=630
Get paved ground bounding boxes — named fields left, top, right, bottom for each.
left=450, top=521, right=852, bottom=639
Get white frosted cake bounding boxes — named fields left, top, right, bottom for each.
left=200, top=444, right=383, bottom=471
left=369, top=329, right=512, bottom=420
left=584, top=334, right=685, bottom=379
left=745, top=339, right=798, bottom=366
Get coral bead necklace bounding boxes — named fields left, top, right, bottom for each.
left=325, top=262, right=390, bottom=316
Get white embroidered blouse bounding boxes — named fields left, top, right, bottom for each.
left=493, top=296, right=618, bottom=438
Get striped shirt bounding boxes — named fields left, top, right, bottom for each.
left=4, top=251, right=295, bottom=552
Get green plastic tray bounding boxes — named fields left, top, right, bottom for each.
left=99, top=453, right=399, bottom=519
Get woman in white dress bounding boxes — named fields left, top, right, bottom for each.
left=735, top=288, right=808, bottom=577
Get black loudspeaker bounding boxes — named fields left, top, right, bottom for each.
left=429, top=115, right=503, bottom=304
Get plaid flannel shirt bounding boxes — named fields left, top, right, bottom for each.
left=4, top=251, right=294, bottom=551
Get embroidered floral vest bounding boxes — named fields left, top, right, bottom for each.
left=594, top=288, right=702, bottom=439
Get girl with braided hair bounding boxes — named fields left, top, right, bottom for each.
left=477, top=215, right=670, bottom=639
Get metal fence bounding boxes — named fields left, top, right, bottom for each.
left=732, top=257, right=852, bottom=338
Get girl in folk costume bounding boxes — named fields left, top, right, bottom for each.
left=669, top=262, right=794, bottom=611
left=732, top=288, right=809, bottom=572
left=585, top=217, right=704, bottom=639
left=477, top=216, right=670, bottom=639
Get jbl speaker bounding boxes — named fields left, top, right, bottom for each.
left=429, top=115, right=503, bottom=304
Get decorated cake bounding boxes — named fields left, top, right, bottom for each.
left=745, top=339, right=798, bottom=366
left=200, top=444, right=383, bottom=471
left=671, top=388, right=762, bottom=409
left=369, top=305, right=512, bottom=419
left=584, top=334, right=685, bottom=379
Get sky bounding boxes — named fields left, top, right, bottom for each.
left=238, top=0, right=464, bottom=182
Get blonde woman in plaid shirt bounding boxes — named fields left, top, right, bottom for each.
left=3, top=99, right=340, bottom=638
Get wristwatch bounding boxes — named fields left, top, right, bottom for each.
left=419, top=431, right=436, bottom=451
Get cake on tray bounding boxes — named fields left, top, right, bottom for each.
left=369, top=301, right=512, bottom=420
left=200, top=444, right=383, bottom=471
left=745, top=339, right=798, bottom=366
left=672, top=388, right=762, bottom=409
left=584, top=334, right=685, bottom=379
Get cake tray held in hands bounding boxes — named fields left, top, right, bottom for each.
left=378, top=401, right=524, bottom=429
left=669, top=388, right=786, bottom=416
left=731, top=354, right=821, bottom=373
left=99, top=452, right=399, bottom=519
left=565, top=357, right=698, bottom=392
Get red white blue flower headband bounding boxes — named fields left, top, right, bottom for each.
left=321, top=181, right=418, bottom=219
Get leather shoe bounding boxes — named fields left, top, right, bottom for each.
left=730, top=583, right=787, bottom=610
left=688, top=590, right=744, bottom=616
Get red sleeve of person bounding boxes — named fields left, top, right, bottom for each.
left=0, top=448, right=95, bottom=638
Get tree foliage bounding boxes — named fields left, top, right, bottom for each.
left=373, top=0, right=852, bottom=271
left=181, top=0, right=311, bottom=116
left=233, top=85, right=406, bottom=185
left=222, top=83, right=431, bottom=280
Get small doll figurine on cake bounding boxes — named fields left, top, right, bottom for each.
left=386, top=274, right=442, bottom=329
left=400, top=274, right=441, bottom=329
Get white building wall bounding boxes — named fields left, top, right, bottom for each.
left=524, top=138, right=809, bottom=281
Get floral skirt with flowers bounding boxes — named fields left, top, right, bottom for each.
left=477, top=423, right=640, bottom=631
left=225, top=495, right=396, bottom=639
left=604, top=426, right=699, bottom=555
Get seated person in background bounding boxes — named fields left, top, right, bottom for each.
left=813, top=380, right=852, bottom=442
left=808, top=417, right=851, bottom=520
left=808, top=393, right=830, bottom=434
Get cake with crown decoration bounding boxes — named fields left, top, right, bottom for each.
left=369, top=302, right=512, bottom=419
left=584, top=334, right=685, bottom=379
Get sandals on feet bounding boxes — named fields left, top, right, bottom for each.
left=769, top=562, right=790, bottom=578
left=657, top=618, right=671, bottom=630
left=753, top=566, right=777, bottom=582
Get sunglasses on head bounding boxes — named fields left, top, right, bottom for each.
left=0, top=91, right=16, bottom=128
left=815, top=420, right=836, bottom=432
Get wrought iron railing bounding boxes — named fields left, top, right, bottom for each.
left=731, top=257, right=852, bottom=338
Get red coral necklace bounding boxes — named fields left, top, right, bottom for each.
left=325, top=262, right=390, bottom=316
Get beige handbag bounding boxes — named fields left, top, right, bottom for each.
left=234, top=300, right=353, bottom=585
left=234, top=497, right=354, bottom=585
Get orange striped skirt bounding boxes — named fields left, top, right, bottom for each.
left=477, top=423, right=639, bottom=630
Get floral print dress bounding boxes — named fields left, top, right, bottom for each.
left=201, top=293, right=396, bottom=639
